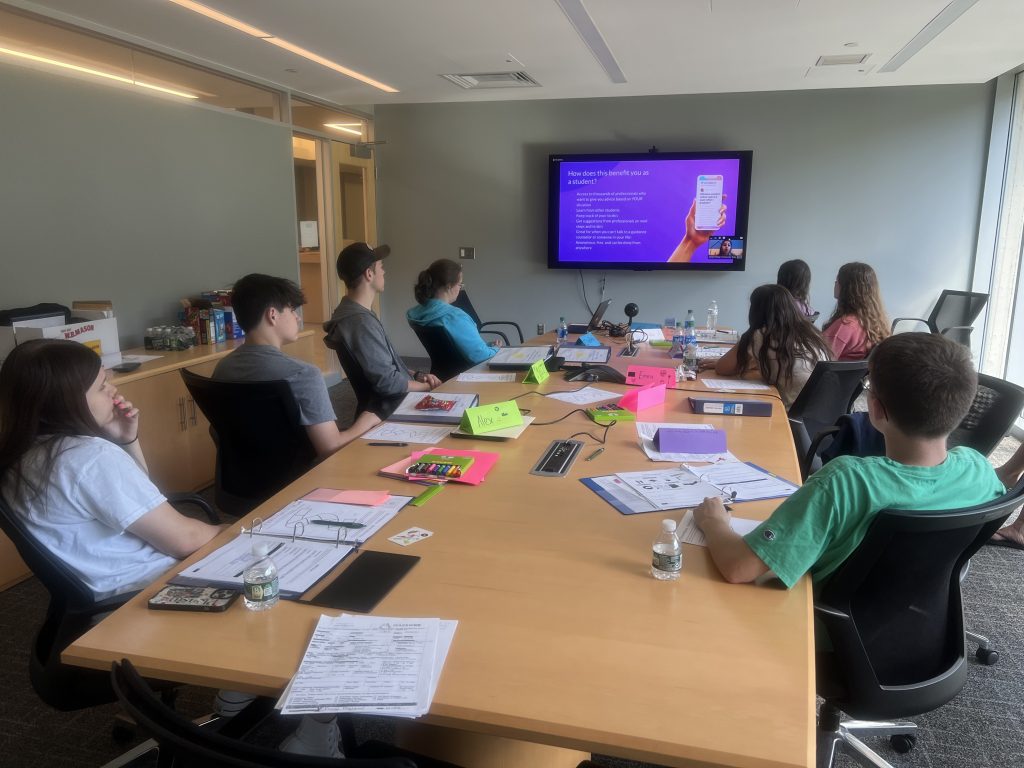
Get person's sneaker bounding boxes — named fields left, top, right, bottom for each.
left=279, top=714, right=342, bottom=758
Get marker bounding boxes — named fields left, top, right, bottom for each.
left=310, top=520, right=366, bottom=529
left=585, top=447, right=604, bottom=461
left=367, top=442, right=409, bottom=447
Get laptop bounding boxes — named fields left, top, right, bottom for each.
left=567, top=298, right=611, bottom=335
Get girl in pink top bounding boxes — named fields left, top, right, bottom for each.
left=822, top=262, right=890, bottom=361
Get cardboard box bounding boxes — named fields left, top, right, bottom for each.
left=13, top=317, right=120, bottom=365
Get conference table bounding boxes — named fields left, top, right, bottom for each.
left=65, top=333, right=813, bottom=768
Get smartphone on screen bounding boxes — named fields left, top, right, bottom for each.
left=695, top=175, right=724, bottom=231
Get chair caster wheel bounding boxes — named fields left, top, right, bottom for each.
left=976, top=647, right=999, bottom=665
left=890, top=734, right=917, bottom=754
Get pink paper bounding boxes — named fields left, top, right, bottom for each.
left=619, top=383, right=667, bottom=413
left=302, top=488, right=392, bottom=506
left=379, top=448, right=500, bottom=486
left=625, top=365, right=676, bottom=388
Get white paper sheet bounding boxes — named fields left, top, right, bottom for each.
left=172, top=536, right=352, bottom=597
left=696, top=346, right=729, bottom=360
left=255, top=496, right=412, bottom=545
left=696, top=329, right=739, bottom=343
left=362, top=422, right=453, bottom=444
left=701, top=378, right=773, bottom=391
left=614, top=468, right=725, bottom=510
left=683, top=460, right=799, bottom=502
left=545, top=386, right=619, bottom=405
left=456, top=372, right=516, bottom=383
left=558, top=347, right=612, bottom=364
left=279, top=615, right=457, bottom=717
left=675, top=509, right=761, bottom=547
left=389, top=392, right=479, bottom=423
left=643, top=328, right=666, bottom=342
left=489, top=346, right=551, bottom=365
left=634, top=422, right=735, bottom=463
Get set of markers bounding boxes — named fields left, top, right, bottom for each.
left=404, top=454, right=474, bottom=483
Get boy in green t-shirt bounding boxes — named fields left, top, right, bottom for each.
left=694, top=332, right=1004, bottom=588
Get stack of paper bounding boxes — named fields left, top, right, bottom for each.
left=380, top=447, right=500, bottom=486
left=279, top=614, right=457, bottom=717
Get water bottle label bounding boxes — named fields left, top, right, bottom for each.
left=652, top=551, right=681, bottom=572
left=243, top=576, right=279, bottom=603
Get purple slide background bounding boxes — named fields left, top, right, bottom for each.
left=557, top=159, right=740, bottom=263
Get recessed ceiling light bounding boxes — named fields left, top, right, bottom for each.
left=0, top=45, right=198, bottom=98
left=167, top=0, right=398, bottom=93
left=324, top=123, right=363, bottom=136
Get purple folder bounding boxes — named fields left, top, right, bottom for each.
left=654, top=428, right=727, bottom=453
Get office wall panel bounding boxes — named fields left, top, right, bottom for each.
left=0, top=63, right=296, bottom=347
left=376, top=85, right=994, bottom=355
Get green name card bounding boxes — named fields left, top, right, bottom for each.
left=523, top=359, right=550, bottom=384
left=459, top=400, right=524, bottom=434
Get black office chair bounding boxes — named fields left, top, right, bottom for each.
left=181, top=369, right=318, bottom=517
left=452, top=289, right=523, bottom=345
left=787, top=361, right=868, bottom=480
left=816, top=482, right=1024, bottom=767
left=891, top=289, right=989, bottom=345
left=324, top=333, right=407, bottom=420
left=111, top=658, right=464, bottom=768
left=407, top=321, right=475, bottom=382
left=0, top=491, right=211, bottom=711
left=947, top=372, right=1024, bottom=456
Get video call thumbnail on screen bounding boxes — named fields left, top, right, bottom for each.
left=548, top=152, right=752, bottom=272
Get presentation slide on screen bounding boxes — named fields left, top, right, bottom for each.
left=556, top=158, right=742, bottom=264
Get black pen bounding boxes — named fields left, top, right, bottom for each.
left=367, top=442, right=408, bottom=447
left=310, top=520, right=366, bottom=529
left=234, top=542, right=285, bottom=578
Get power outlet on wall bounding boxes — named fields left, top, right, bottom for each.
left=459, top=246, right=476, bottom=260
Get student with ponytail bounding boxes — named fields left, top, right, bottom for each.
left=406, top=259, right=501, bottom=365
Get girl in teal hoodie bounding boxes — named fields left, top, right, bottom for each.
left=407, top=259, right=500, bottom=365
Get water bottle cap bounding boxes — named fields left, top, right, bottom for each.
left=252, top=542, right=271, bottom=557
left=662, top=519, right=677, bottom=532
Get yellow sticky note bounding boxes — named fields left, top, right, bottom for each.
left=459, top=400, right=524, bottom=434
left=523, top=359, right=550, bottom=384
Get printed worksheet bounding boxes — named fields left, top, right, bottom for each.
left=362, top=422, right=453, bottom=444
left=675, top=509, right=761, bottom=547
left=683, top=460, right=798, bottom=502
left=546, top=386, right=619, bottom=405
left=255, top=496, right=412, bottom=544
left=456, top=372, right=517, bottom=383
left=614, top=468, right=723, bottom=510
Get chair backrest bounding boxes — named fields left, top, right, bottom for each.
left=816, top=483, right=1024, bottom=720
left=408, top=321, right=474, bottom=381
left=947, top=372, right=1024, bottom=456
left=787, top=361, right=868, bottom=467
left=928, top=290, right=988, bottom=335
left=0, top=492, right=126, bottom=710
left=451, top=289, right=482, bottom=328
left=181, top=369, right=317, bottom=517
left=111, top=659, right=415, bottom=768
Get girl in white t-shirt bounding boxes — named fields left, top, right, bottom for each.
left=0, top=339, right=221, bottom=599
left=709, top=284, right=833, bottom=408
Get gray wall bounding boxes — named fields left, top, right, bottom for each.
left=0, top=63, right=297, bottom=347
left=375, top=85, right=995, bottom=356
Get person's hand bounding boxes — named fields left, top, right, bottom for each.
left=491, top=337, right=504, bottom=348
left=106, top=394, right=140, bottom=445
left=423, top=373, right=442, bottom=389
left=697, top=357, right=717, bottom=371
left=683, top=194, right=728, bottom=248
left=693, top=496, right=730, bottom=531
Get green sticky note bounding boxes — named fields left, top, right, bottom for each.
left=523, top=359, right=550, bottom=384
left=459, top=400, right=524, bottom=434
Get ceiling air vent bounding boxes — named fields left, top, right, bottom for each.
left=440, top=71, right=541, bottom=89
left=815, top=54, right=870, bottom=66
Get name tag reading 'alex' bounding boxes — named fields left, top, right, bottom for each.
left=459, top=400, right=523, bottom=435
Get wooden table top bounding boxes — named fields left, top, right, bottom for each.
left=65, top=335, right=813, bottom=768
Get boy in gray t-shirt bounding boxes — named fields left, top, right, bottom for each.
left=214, top=274, right=379, bottom=458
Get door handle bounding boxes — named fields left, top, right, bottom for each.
left=188, top=396, right=198, bottom=426
left=178, top=397, right=187, bottom=431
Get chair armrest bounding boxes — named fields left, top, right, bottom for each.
left=803, top=427, right=840, bottom=479
left=167, top=492, right=218, bottom=524
left=479, top=320, right=524, bottom=344
left=890, top=316, right=930, bottom=333
left=480, top=329, right=510, bottom=346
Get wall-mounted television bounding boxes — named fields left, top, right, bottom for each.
left=548, top=151, right=752, bottom=271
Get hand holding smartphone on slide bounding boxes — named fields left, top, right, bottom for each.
left=667, top=178, right=728, bottom=263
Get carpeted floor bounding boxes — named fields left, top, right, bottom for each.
left=0, top=380, right=1021, bottom=767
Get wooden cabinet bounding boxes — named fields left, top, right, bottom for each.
left=0, top=331, right=325, bottom=591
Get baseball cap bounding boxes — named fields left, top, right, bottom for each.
left=336, top=242, right=391, bottom=284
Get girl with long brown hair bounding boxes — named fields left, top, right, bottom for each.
left=822, top=262, right=890, bottom=360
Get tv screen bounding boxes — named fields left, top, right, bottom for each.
left=548, top=151, right=752, bottom=271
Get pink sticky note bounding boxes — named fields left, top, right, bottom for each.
left=302, top=488, right=391, bottom=506
left=618, top=383, right=667, bottom=413
left=625, top=365, right=676, bottom=389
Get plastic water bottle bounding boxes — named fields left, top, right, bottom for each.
left=706, top=299, right=719, bottom=333
left=682, top=310, right=699, bottom=378
left=651, top=519, right=682, bottom=580
left=242, top=542, right=280, bottom=611
left=557, top=316, right=568, bottom=345
left=670, top=321, right=685, bottom=359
